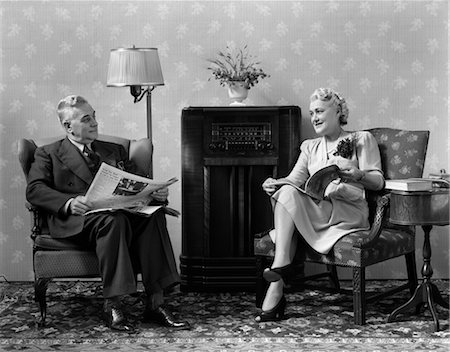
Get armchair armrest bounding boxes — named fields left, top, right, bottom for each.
left=25, top=201, right=44, bottom=240
left=353, top=193, right=391, bottom=249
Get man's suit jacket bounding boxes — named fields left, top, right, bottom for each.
left=26, top=137, right=132, bottom=238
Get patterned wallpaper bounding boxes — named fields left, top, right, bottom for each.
left=0, top=0, right=448, bottom=281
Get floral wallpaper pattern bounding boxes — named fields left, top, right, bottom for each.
left=0, top=0, right=448, bottom=281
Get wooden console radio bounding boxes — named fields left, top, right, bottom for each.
left=181, top=106, right=301, bottom=291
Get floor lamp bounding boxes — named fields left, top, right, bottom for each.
left=106, top=47, right=164, bottom=177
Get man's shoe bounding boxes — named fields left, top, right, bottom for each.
left=143, top=305, right=190, bottom=329
left=103, top=304, right=135, bottom=332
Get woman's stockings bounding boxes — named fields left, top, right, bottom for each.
left=262, top=280, right=284, bottom=311
left=262, top=203, right=298, bottom=311
left=271, top=203, right=297, bottom=268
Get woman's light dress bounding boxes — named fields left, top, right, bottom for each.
left=271, top=131, right=383, bottom=254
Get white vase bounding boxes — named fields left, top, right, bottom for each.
left=227, top=81, right=249, bottom=106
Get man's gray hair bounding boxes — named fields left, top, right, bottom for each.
left=56, top=95, right=89, bottom=123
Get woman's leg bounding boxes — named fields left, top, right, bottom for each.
left=261, top=203, right=298, bottom=311
left=262, top=280, right=284, bottom=311
left=271, top=203, right=297, bottom=268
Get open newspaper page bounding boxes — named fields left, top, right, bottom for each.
left=84, top=162, right=178, bottom=216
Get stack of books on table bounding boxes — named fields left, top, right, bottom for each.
left=385, top=178, right=433, bottom=191
left=385, top=178, right=449, bottom=191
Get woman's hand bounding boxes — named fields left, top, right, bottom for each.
left=262, top=177, right=279, bottom=196
left=339, top=166, right=365, bottom=183
left=324, top=180, right=364, bottom=201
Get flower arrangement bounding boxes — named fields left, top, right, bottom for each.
left=207, top=45, right=269, bottom=89
left=333, top=135, right=355, bottom=159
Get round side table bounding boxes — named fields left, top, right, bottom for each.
left=387, top=189, right=449, bottom=331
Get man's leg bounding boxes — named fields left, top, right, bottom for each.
left=82, top=212, right=137, bottom=297
left=73, top=212, right=137, bottom=331
left=130, top=210, right=179, bottom=293
left=129, top=210, right=190, bottom=329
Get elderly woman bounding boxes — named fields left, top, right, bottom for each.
left=256, top=88, right=385, bottom=322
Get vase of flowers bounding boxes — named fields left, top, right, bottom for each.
left=227, top=81, right=249, bottom=106
left=208, top=45, right=269, bottom=105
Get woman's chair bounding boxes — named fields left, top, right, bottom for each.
left=18, top=134, right=152, bottom=326
left=254, top=128, right=430, bottom=325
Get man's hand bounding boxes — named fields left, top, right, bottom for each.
left=69, top=196, right=93, bottom=215
left=152, top=187, right=169, bottom=202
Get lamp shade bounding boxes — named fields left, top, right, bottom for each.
left=107, top=47, right=164, bottom=87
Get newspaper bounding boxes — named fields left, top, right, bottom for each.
left=84, top=162, right=179, bottom=216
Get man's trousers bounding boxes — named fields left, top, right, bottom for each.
left=71, top=209, right=180, bottom=298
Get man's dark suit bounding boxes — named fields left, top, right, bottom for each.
left=26, top=137, right=180, bottom=298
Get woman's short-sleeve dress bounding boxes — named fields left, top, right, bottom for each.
left=271, top=131, right=383, bottom=254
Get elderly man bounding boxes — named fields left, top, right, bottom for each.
left=26, top=95, right=189, bottom=332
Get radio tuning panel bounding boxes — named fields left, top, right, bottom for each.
left=208, top=122, right=273, bottom=152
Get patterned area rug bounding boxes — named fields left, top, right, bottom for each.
left=0, top=280, right=449, bottom=351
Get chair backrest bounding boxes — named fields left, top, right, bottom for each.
left=366, top=128, right=430, bottom=180
left=364, top=128, right=429, bottom=225
left=18, top=134, right=153, bottom=179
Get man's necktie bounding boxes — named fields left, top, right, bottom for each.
left=83, top=145, right=101, bottom=174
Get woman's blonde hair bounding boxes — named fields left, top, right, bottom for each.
left=310, top=88, right=349, bottom=125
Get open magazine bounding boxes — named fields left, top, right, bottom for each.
left=271, top=164, right=341, bottom=200
left=84, top=162, right=179, bottom=217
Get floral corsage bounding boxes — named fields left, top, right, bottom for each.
left=333, top=135, right=355, bottom=159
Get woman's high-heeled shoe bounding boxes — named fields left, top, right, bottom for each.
left=263, top=264, right=295, bottom=282
left=255, top=295, right=286, bottom=322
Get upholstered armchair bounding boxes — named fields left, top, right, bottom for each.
left=18, top=134, right=152, bottom=326
left=254, top=128, right=430, bottom=325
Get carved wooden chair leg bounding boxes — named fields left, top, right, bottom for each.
left=34, top=278, right=51, bottom=327
left=327, top=264, right=340, bottom=290
left=352, top=267, right=366, bottom=325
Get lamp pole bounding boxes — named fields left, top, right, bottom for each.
left=146, top=89, right=154, bottom=179
left=146, top=87, right=153, bottom=143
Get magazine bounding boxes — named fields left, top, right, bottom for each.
left=271, top=164, right=341, bottom=200
left=84, top=162, right=179, bottom=217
